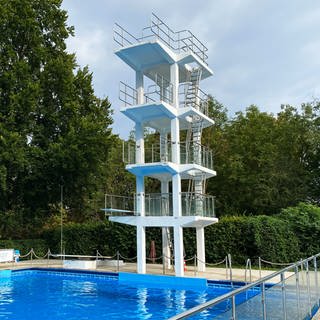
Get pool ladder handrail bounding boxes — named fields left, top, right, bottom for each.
left=168, top=252, right=320, bottom=320
left=244, top=258, right=252, bottom=285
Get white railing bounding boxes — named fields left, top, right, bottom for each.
left=114, top=13, right=208, bottom=65
left=122, top=140, right=213, bottom=171
left=103, top=192, right=215, bottom=218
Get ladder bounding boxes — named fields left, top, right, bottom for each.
left=184, top=68, right=202, bottom=109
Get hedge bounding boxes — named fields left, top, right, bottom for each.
left=0, top=239, right=47, bottom=256
left=2, top=203, right=319, bottom=265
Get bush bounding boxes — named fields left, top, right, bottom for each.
left=42, top=221, right=136, bottom=257
left=0, top=239, right=47, bottom=256
left=278, top=203, right=320, bottom=258
left=204, top=215, right=300, bottom=265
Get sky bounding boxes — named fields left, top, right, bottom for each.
left=62, top=0, right=320, bottom=138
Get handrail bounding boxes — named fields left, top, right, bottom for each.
left=114, top=13, right=208, bottom=65
left=122, top=139, right=214, bottom=170
left=244, top=258, right=252, bottom=284
left=168, top=253, right=320, bottom=320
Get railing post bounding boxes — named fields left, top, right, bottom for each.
left=314, top=256, right=320, bottom=306
left=280, top=272, right=287, bottom=320
left=231, top=295, right=236, bottom=320
left=261, top=282, right=267, bottom=320
left=163, top=255, right=165, bottom=275
left=194, top=254, right=197, bottom=276
left=228, top=254, right=233, bottom=287
left=225, top=255, right=229, bottom=280
left=306, top=260, right=312, bottom=317
left=295, top=265, right=301, bottom=319
left=117, top=251, right=120, bottom=272
left=259, top=257, right=262, bottom=279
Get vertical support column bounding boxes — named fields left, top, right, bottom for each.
left=174, top=226, right=184, bottom=277
left=170, top=63, right=179, bottom=109
left=196, top=227, right=206, bottom=272
left=135, top=122, right=144, bottom=164
left=172, top=173, right=183, bottom=276
left=171, top=118, right=180, bottom=164
left=136, top=175, right=145, bottom=274
left=135, top=70, right=145, bottom=274
left=136, top=70, right=144, bottom=104
left=170, top=62, right=184, bottom=276
left=137, top=226, right=146, bottom=274
left=161, top=180, right=171, bottom=270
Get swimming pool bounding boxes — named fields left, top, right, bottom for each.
left=0, top=268, right=258, bottom=319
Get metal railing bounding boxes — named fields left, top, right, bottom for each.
left=144, top=73, right=173, bottom=104
left=180, top=141, right=214, bottom=170
left=145, top=193, right=173, bottom=216
left=179, top=83, right=210, bottom=116
left=114, top=13, right=208, bottom=65
left=113, top=22, right=139, bottom=47
left=119, top=81, right=137, bottom=107
left=181, top=192, right=215, bottom=217
left=103, top=192, right=215, bottom=218
left=104, top=194, right=136, bottom=215
left=122, top=140, right=213, bottom=171
left=168, top=253, right=320, bottom=320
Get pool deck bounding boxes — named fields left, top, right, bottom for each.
left=0, top=259, right=289, bottom=283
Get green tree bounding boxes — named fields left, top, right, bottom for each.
left=206, top=105, right=315, bottom=215
left=0, top=0, right=113, bottom=238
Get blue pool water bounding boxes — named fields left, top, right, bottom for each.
left=0, top=269, right=258, bottom=319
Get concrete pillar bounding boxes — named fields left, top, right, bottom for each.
left=172, top=173, right=183, bottom=276
left=171, top=118, right=180, bottom=164
left=174, top=226, right=184, bottom=276
left=137, top=225, right=146, bottom=274
left=196, top=227, right=206, bottom=272
left=136, top=175, right=146, bottom=274
left=161, top=180, right=171, bottom=269
left=135, top=122, right=144, bottom=164
left=136, top=70, right=144, bottom=104
left=172, top=174, right=181, bottom=218
left=170, top=63, right=179, bottom=109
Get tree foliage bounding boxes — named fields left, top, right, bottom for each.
left=205, top=102, right=320, bottom=216
left=0, top=0, right=113, bottom=238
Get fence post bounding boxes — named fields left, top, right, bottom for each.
left=117, top=251, right=120, bottom=272
left=259, top=257, right=262, bottom=279
left=261, top=282, right=267, bottom=320
left=162, top=255, right=165, bottom=275
left=228, top=254, right=233, bottom=286
left=306, top=260, right=312, bottom=317
left=47, top=249, right=50, bottom=267
left=231, top=295, right=236, bottom=320
left=225, top=256, right=228, bottom=280
left=31, top=248, right=33, bottom=266
left=194, top=254, right=197, bottom=277
left=314, top=256, right=320, bottom=306
left=295, top=265, right=301, bottom=319
left=280, top=272, right=287, bottom=320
